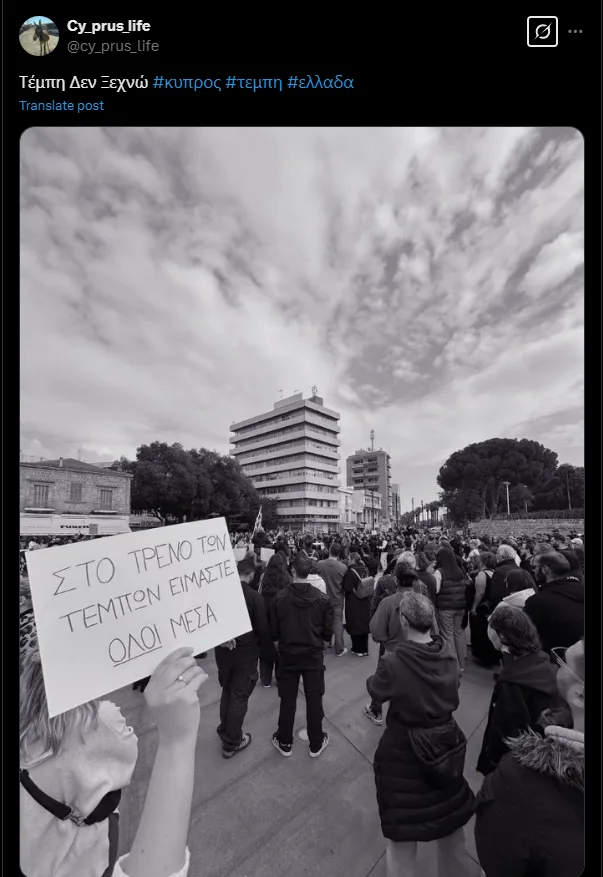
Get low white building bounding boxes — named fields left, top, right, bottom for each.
left=352, top=488, right=382, bottom=529
left=338, top=485, right=355, bottom=529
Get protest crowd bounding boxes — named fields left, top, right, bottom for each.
left=19, top=520, right=585, bottom=877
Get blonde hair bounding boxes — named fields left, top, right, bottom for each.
left=20, top=649, right=99, bottom=761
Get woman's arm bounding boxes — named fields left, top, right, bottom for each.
left=119, top=648, right=207, bottom=877
left=434, top=568, right=442, bottom=594
left=471, top=571, right=488, bottom=613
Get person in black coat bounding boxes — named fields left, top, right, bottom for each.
left=342, top=553, right=373, bottom=656
left=367, top=591, right=475, bottom=875
left=476, top=604, right=560, bottom=776
left=468, top=552, right=501, bottom=667
left=475, top=637, right=584, bottom=877
left=524, top=551, right=584, bottom=655
left=215, top=556, right=271, bottom=758
left=269, top=553, right=334, bottom=757
left=489, top=545, right=536, bottom=607
left=258, top=553, right=291, bottom=687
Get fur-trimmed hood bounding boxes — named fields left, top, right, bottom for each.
left=505, top=728, right=584, bottom=792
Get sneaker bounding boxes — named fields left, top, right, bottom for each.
left=262, top=683, right=271, bottom=689
left=272, top=733, right=292, bottom=757
left=335, top=648, right=348, bottom=657
left=222, top=733, right=252, bottom=759
left=309, top=733, right=330, bottom=758
left=351, top=650, right=363, bottom=657
left=364, top=705, right=383, bottom=725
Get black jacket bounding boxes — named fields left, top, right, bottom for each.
left=343, top=565, right=372, bottom=636
left=475, top=729, right=584, bottom=877
left=489, top=560, right=536, bottom=608
left=476, top=650, right=559, bottom=775
left=236, top=581, right=271, bottom=652
left=269, top=580, right=334, bottom=660
left=367, top=636, right=475, bottom=842
left=523, top=576, right=584, bottom=654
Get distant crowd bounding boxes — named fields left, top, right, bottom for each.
left=19, top=523, right=584, bottom=877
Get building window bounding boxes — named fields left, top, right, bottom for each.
left=33, top=483, right=50, bottom=506
left=100, top=489, right=113, bottom=510
left=69, top=483, right=83, bottom=502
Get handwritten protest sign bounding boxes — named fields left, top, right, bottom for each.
left=26, top=517, right=251, bottom=717
left=260, top=548, right=274, bottom=562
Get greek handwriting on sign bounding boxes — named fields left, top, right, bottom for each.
left=26, top=519, right=252, bottom=717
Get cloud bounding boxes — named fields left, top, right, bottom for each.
left=20, top=127, right=584, bottom=512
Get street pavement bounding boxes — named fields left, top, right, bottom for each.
left=110, top=634, right=491, bottom=877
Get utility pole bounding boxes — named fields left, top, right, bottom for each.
left=565, top=469, right=572, bottom=511
left=370, top=429, right=375, bottom=451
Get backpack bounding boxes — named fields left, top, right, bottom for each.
left=351, top=569, right=375, bottom=600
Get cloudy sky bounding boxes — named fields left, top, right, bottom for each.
left=20, top=127, right=584, bottom=513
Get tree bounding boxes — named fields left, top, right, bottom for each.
left=531, top=464, right=584, bottom=511
left=260, top=498, right=280, bottom=530
left=121, top=442, right=199, bottom=524
left=440, top=488, right=486, bottom=526
left=437, top=438, right=558, bottom=517
left=114, top=442, right=281, bottom=528
left=506, top=483, right=534, bottom=513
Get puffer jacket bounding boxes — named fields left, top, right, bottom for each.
left=368, top=636, right=475, bottom=842
left=435, top=577, right=467, bottom=612
left=475, top=727, right=584, bottom=877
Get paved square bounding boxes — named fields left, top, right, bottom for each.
left=110, top=640, right=491, bottom=876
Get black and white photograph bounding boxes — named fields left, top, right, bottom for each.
left=20, top=127, right=584, bottom=877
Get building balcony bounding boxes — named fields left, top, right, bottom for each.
left=276, top=504, right=340, bottom=516
left=252, top=473, right=341, bottom=489
left=231, top=411, right=340, bottom=443
left=232, top=444, right=340, bottom=466
left=258, top=488, right=339, bottom=502
left=230, top=424, right=341, bottom=451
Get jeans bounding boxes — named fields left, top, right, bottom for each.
left=331, top=599, right=345, bottom=652
left=276, top=654, right=325, bottom=751
left=215, top=647, right=258, bottom=750
left=437, top=609, right=466, bottom=671
left=385, top=828, right=476, bottom=877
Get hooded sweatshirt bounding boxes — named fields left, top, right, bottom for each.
left=269, top=579, right=334, bottom=659
left=476, top=650, right=560, bottom=776
left=368, top=634, right=460, bottom=728
left=523, top=576, right=584, bottom=654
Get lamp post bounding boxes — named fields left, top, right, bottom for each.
left=502, top=481, right=511, bottom=516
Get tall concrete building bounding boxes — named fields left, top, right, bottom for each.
left=346, top=448, right=392, bottom=519
left=230, top=392, right=341, bottom=532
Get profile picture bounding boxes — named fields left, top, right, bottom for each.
left=20, top=17, right=59, bottom=56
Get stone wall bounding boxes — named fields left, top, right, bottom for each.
left=468, top=518, right=584, bottom=538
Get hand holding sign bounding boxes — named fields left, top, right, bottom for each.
left=144, top=647, right=208, bottom=745
left=26, top=517, right=251, bottom=716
